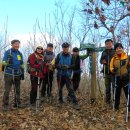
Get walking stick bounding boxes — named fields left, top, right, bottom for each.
left=47, top=71, right=51, bottom=103
left=12, top=69, right=19, bottom=108
left=36, top=71, right=41, bottom=113
left=102, top=65, right=106, bottom=108
left=113, top=74, right=117, bottom=112
left=126, top=67, right=130, bottom=122
left=126, top=83, right=130, bottom=122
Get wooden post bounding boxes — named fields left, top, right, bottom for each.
left=90, top=51, right=97, bottom=103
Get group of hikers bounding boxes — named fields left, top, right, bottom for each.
left=1, top=39, right=130, bottom=114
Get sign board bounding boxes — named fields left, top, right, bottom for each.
left=79, top=43, right=105, bottom=52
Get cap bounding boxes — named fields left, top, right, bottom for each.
left=73, top=47, right=79, bottom=52
left=62, top=42, right=70, bottom=48
left=47, top=43, right=53, bottom=48
left=114, top=43, right=123, bottom=50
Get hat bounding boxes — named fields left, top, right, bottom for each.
left=114, top=43, right=123, bottom=50
left=73, top=47, right=79, bottom=52
left=47, top=43, right=53, bottom=48
left=36, top=44, right=44, bottom=49
left=62, top=42, right=70, bottom=48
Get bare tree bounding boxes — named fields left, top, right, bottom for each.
left=81, top=0, right=130, bottom=43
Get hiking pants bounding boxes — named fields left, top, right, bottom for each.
left=57, top=75, right=78, bottom=104
left=72, top=73, right=81, bottom=91
left=3, top=74, right=21, bottom=106
left=30, top=75, right=42, bottom=104
left=115, top=76, right=130, bottom=109
left=41, top=71, right=53, bottom=97
left=105, top=74, right=114, bottom=104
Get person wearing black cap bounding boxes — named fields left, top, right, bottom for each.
left=41, top=43, right=55, bottom=98
left=110, top=43, right=130, bottom=110
left=2, top=39, right=24, bottom=110
left=55, top=42, right=80, bottom=110
left=100, top=39, right=115, bottom=107
left=71, top=47, right=88, bottom=91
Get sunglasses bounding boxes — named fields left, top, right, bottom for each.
left=37, top=47, right=43, bottom=50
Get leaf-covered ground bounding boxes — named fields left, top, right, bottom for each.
left=0, top=75, right=130, bottom=130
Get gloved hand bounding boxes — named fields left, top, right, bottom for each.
left=7, top=55, right=13, bottom=64
left=61, top=65, right=69, bottom=70
left=20, top=68, right=24, bottom=80
left=121, top=60, right=126, bottom=66
left=20, top=74, right=24, bottom=80
left=102, top=59, right=107, bottom=65
left=113, top=67, right=118, bottom=73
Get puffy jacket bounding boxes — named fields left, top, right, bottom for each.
left=55, top=52, right=75, bottom=77
left=2, top=48, right=24, bottom=76
left=100, top=48, right=115, bottom=74
left=29, top=53, right=47, bottom=78
left=110, top=52, right=130, bottom=77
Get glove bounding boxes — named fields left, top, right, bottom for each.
left=20, top=74, right=24, bottom=80
left=7, top=55, right=13, bottom=64
left=20, top=68, right=24, bottom=80
left=121, top=60, right=126, bottom=66
left=102, top=60, right=107, bottom=65
left=113, top=67, right=118, bottom=73
left=61, top=65, right=69, bottom=70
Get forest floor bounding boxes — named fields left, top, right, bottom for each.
left=0, top=74, right=130, bottom=130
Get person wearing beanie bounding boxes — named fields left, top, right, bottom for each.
left=27, top=44, right=47, bottom=106
left=2, top=39, right=24, bottom=110
left=55, top=42, right=80, bottom=110
left=100, top=39, right=115, bottom=108
left=110, top=43, right=130, bottom=110
left=41, top=43, right=55, bottom=99
left=71, top=47, right=88, bottom=92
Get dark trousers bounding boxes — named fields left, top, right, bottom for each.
left=105, top=74, right=114, bottom=104
left=57, top=76, right=78, bottom=104
left=72, top=74, right=81, bottom=91
left=115, top=76, right=130, bottom=109
left=3, top=75, right=21, bottom=106
left=30, top=75, right=42, bottom=104
left=41, top=71, right=53, bottom=97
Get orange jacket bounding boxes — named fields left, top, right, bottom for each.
left=110, top=52, right=130, bottom=76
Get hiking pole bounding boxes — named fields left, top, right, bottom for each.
left=126, top=68, right=130, bottom=122
left=113, top=74, right=117, bottom=112
left=12, top=69, right=18, bottom=109
left=102, top=65, right=105, bottom=108
left=36, top=72, right=41, bottom=113
left=47, top=71, right=52, bottom=103
left=126, top=84, right=130, bottom=122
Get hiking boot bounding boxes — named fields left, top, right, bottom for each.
left=29, top=103, right=36, bottom=110
left=59, top=99, right=64, bottom=104
left=66, top=96, right=71, bottom=102
left=106, top=103, right=112, bottom=109
left=57, top=99, right=64, bottom=107
left=73, top=103, right=80, bottom=110
left=13, top=103, right=23, bottom=108
left=41, top=97, right=46, bottom=102
left=2, top=105, right=10, bottom=111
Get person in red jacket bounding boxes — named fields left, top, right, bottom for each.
left=28, top=44, right=47, bottom=105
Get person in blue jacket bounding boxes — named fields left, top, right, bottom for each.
left=2, top=39, right=24, bottom=111
left=55, top=42, right=80, bottom=110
